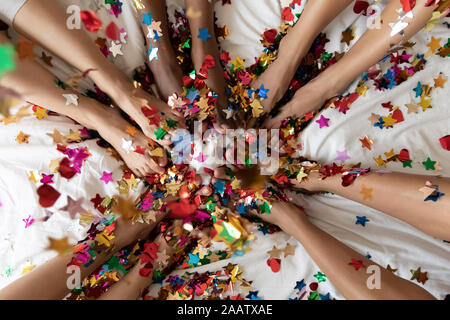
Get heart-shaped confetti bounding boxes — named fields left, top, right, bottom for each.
left=353, top=0, right=369, bottom=15
left=439, top=135, right=450, bottom=151
left=105, top=22, right=120, bottom=41
left=58, top=157, right=76, bottom=180
left=80, top=10, right=102, bottom=33
left=37, top=184, right=61, bottom=208
left=267, top=258, right=281, bottom=273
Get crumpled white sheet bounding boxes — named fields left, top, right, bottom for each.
left=0, top=0, right=449, bottom=300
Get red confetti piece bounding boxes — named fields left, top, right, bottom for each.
left=439, top=135, right=450, bottom=151
left=281, top=7, right=294, bottom=21
left=167, top=199, right=197, bottom=218
left=267, top=258, right=281, bottom=273
left=309, top=282, right=318, bottom=291
left=400, top=0, right=416, bottom=12
left=353, top=0, right=370, bottom=15
left=58, top=157, right=76, bottom=180
left=105, top=22, right=120, bottom=41
left=348, top=258, right=366, bottom=270
left=398, top=149, right=411, bottom=161
left=392, top=108, right=404, bottom=123
left=80, top=10, right=102, bottom=33
left=37, top=184, right=61, bottom=208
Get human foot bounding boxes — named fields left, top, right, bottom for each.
left=91, top=104, right=167, bottom=176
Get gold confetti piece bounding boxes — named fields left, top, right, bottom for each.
left=433, top=73, right=447, bottom=89
left=186, top=7, right=202, bottom=19
left=405, top=103, right=419, bottom=114
left=283, top=243, right=296, bottom=257
left=16, top=131, right=30, bottom=144
left=267, top=245, right=282, bottom=259
left=125, top=125, right=137, bottom=137
left=66, top=129, right=81, bottom=142
left=47, top=129, right=67, bottom=145
left=28, top=171, right=38, bottom=184
left=360, top=184, right=373, bottom=200
left=49, top=158, right=61, bottom=173
left=21, top=264, right=35, bottom=275
left=150, top=147, right=164, bottom=157
left=373, top=155, right=387, bottom=168
left=111, top=196, right=140, bottom=221
left=384, top=149, right=396, bottom=160
left=132, top=0, right=145, bottom=10
left=47, top=237, right=72, bottom=256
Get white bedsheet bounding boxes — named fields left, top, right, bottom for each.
left=0, top=0, right=449, bottom=300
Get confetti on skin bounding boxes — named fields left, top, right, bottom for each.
left=335, top=150, right=351, bottom=163
left=419, top=181, right=445, bottom=202
left=197, top=28, right=212, bottom=42
left=0, top=44, right=16, bottom=77
left=315, top=115, right=330, bottom=128
left=100, top=171, right=114, bottom=184
left=121, top=138, right=134, bottom=153
left=349, top=258, right=366, bottom=270
left=109, top=41, right=123, bottom=58
left=141, top=12, right=152, bottom=26
left=148, top=45, right=159, bottom=61
left=360, top=185, right=373, bottom=200
left=355, top=215, right=370, bottom=227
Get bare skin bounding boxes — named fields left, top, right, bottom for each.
left=139, top=0, right=184, bottom=100
left=12, top=0, right=183, bottom=139
left=255, top=0, right=437, bottom=128
left=0, top=36, right=165, bottom=176
left=257, top=201, right=436, bottom=300
left=291, top=170, right=450, bottom=240
left=0, top=215, right=166, bottom=300
left=185, top=0, right=239, bottom=130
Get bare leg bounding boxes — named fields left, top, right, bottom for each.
left=98, top=234, right=173, bottom=300
left=252, top=0, right=353, bottom=114
left=295, top=171, right=450, bottom=240
left=185, top=0, right=233, bottom=129
left=139, top=0, right=184, bottom=100
left=265, top=0, right=437, bottom=128
left=13, top=0, right=183, bottom=139
left=257, top=202, right=436, bottom=300
left=0, top=33, right=165, bottom=176
left=0, top=217, right=162, bottom=300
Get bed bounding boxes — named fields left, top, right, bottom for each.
left=0, top=0, right=449, bottom=300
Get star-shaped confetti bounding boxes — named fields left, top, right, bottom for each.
left=16, top=131, right=30, bottom=144
left=100, top=171, right=114, bottom=184
left=355, top=215, right=370, bottom=227
left=62, top=94, right=79, bottom=106
left=197, top=28, right=212, bottom=42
